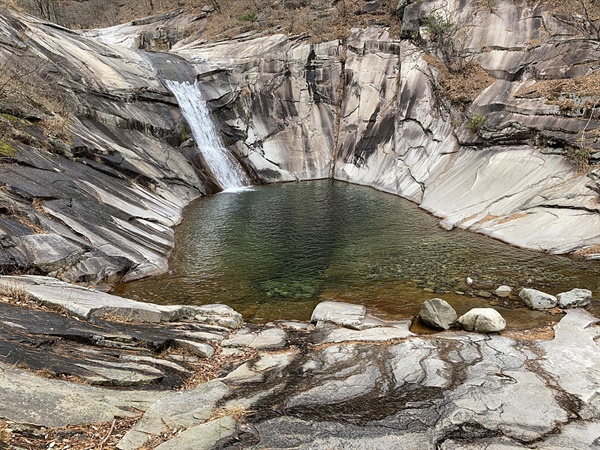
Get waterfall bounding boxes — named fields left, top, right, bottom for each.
left=165, top=80, right=251, bottom=191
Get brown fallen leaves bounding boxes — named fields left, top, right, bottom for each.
left=0, top=415, right=141, bottom=450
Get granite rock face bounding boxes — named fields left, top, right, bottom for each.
left=1, top=0, right=600, bottom=287
left=171, top=1, right=600, bottom=259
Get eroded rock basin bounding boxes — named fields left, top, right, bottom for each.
left=114, top=180, right=600, bottom=329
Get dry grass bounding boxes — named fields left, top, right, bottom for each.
left=573, top=243, right=600, bottom=257
left=13, top=0, right=401, bottom=42
left=516, top=72, right=600, bottom=103
left=0, top=416, right=142, bottom=450
left=196, top=0, right=399, bottom=43
left=496, top=212, right=529, bottom=225
left=423, top=54, right=495, bottom=105
left=500, top=323, right=556, bottom=341
left=181, top=345, right=257, bottom=389
left=0, top=282, right=31, bottom=303
left=472, top=213, right=500, bottom=227
left=206, top=404, right=250, bottom=422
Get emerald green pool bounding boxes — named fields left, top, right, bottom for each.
left=113, top=180, right=600, bottom=327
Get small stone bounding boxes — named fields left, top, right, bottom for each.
left=471, top=279, right=495, bottom=290
left=419, top=298, right=457, bottom=330
left=201, top=5, right=215, bottom=13
left=466, top=277, right=473, bottom=286
left=494, top=285, right=512, bottom=298
left=475, top=290, right=492, bottom=298
left=457, top=308, right=506, bottom=333
left=557, top=288, right=592, bottom=308
left=310, top=301, right=366, bottom=329
left=519, top=288, right=558, bottom=310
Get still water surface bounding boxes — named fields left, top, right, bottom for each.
left=114, top=181, right=600, bottom=328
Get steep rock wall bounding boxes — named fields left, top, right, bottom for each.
left=0, top=11, right=209, bottom=284
left=173, top=33, right=342, bottom=182
left=174, top=2, right=599, bottom=257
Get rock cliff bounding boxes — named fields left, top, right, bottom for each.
left=0, top=0, right=599, bottom=286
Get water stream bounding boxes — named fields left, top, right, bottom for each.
left=165, top=80, right=250, bottom=190
left=114, top=180, right=600, bottom=329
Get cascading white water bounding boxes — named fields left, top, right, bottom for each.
left=165, top=80, right=251, bottom=191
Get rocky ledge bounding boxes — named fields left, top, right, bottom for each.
left=1, top=276, right=599, bottom=449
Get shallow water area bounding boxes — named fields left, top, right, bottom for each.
left=114, top=180, right=600, bottom=329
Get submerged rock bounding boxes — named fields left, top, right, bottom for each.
left=557, top=288, right=592, bottom=308
left=519, top=288, right=558, bottom=310
left=494, top=285, right=512, bottom=298
left=419, top=298, right=457, bottom=330
left=457, top=308, right=506, bottom=333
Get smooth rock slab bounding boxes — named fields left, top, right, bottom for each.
left=519, top=288, right=557, bottom=310
left=311, top=301, right=366, bottom=329
left=286, top=365, right=381, bottom=408
left=0, top=276, right=242, bottom=326
left=556, top=288, right=592, bottom=308
left=319, top=326, right=413, bottom=344
left=13, top=234, right=87, bottom=273
left=457, top=308, right=506, bottom=333
left=76, top=359, right=165, bottom=386
left=118, top=380, right=230, bottom=450
left=419, top=298, right=457, bottom=330
left=154, top=416, right=237, bottom=450
left=222, top=328, right=287, bottom=349
left=0, top=362, right=163, bottom=427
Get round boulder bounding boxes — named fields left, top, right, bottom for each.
left=557, top=288, right=592, bottom=308
left=457, top=308, right=506, bottom=333
left=419, top=298, right=457, bottom=330
left=519, top=288, right=557, bottom=310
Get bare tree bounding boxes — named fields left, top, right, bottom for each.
left=553, top=0, right=600, bottom=41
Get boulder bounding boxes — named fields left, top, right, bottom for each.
left=419, top=298, right=457, bottom=330
left=310, top=301, right=366, bottom=329
left=557, top=289, right=592, bottom=308
left=519, top=288, right=558, bottom=310
left=457, top=308, right=506, bottom=333
left=494, top=285, right=512, bottom=298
